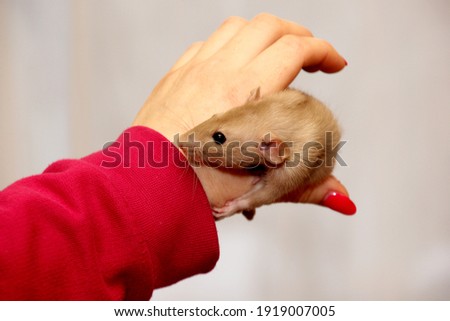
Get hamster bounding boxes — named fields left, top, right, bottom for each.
left=177, top=88, right=341, bottom=220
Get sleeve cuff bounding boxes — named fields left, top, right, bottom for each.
left=82, top=126, right=219, bottom=290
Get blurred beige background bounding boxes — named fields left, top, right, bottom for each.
left=1, top=0, right=449, bottom=300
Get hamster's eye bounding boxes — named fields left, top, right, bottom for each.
left=212, top=131, right=226, bottom=145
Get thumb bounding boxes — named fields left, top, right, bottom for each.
left=280, top=176, right=357, bottom=215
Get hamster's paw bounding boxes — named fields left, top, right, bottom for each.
left=212, top=204, right=237, bottom=220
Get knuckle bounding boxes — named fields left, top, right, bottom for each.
left=253, top=12, right=278, bottom=23
left=252, top=12, right=283, bottom=29
left=221, top=16, right=247, bottom=28
left=279, top=34, right=304, bottom=51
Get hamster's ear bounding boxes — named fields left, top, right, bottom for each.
left=247, top=87, right=261, bottom=102
left=259, top=133, right=290, bottom=165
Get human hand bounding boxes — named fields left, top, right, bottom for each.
left=134, top=13, right=346, bottom=140
left=133, top=13, right=355, bottom=216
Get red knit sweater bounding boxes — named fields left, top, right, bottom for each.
left=0, top=126, right=219, bottom=300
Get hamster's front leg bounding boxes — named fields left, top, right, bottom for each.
left=212, top=174, right=283, bottom=219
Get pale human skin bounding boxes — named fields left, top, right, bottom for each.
left=133, top=13, right=354, bottom=215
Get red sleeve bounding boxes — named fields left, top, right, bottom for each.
left=0, top=126, right=219, bottom=300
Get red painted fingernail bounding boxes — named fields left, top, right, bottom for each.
left=344, top=59, right=348, bottom=66
left=321, top=191, right=356, bottom=215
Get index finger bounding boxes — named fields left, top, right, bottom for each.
left=245, top=35, right=347, bottom=94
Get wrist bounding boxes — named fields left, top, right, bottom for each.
left=191, top=166, right=254, bottom=209
left=83, top=126, right=219, bottom=289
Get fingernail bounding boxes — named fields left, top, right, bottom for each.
left=321, top=191, right=356, bottom=215
left=344, top=59, right=348, bottom=66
